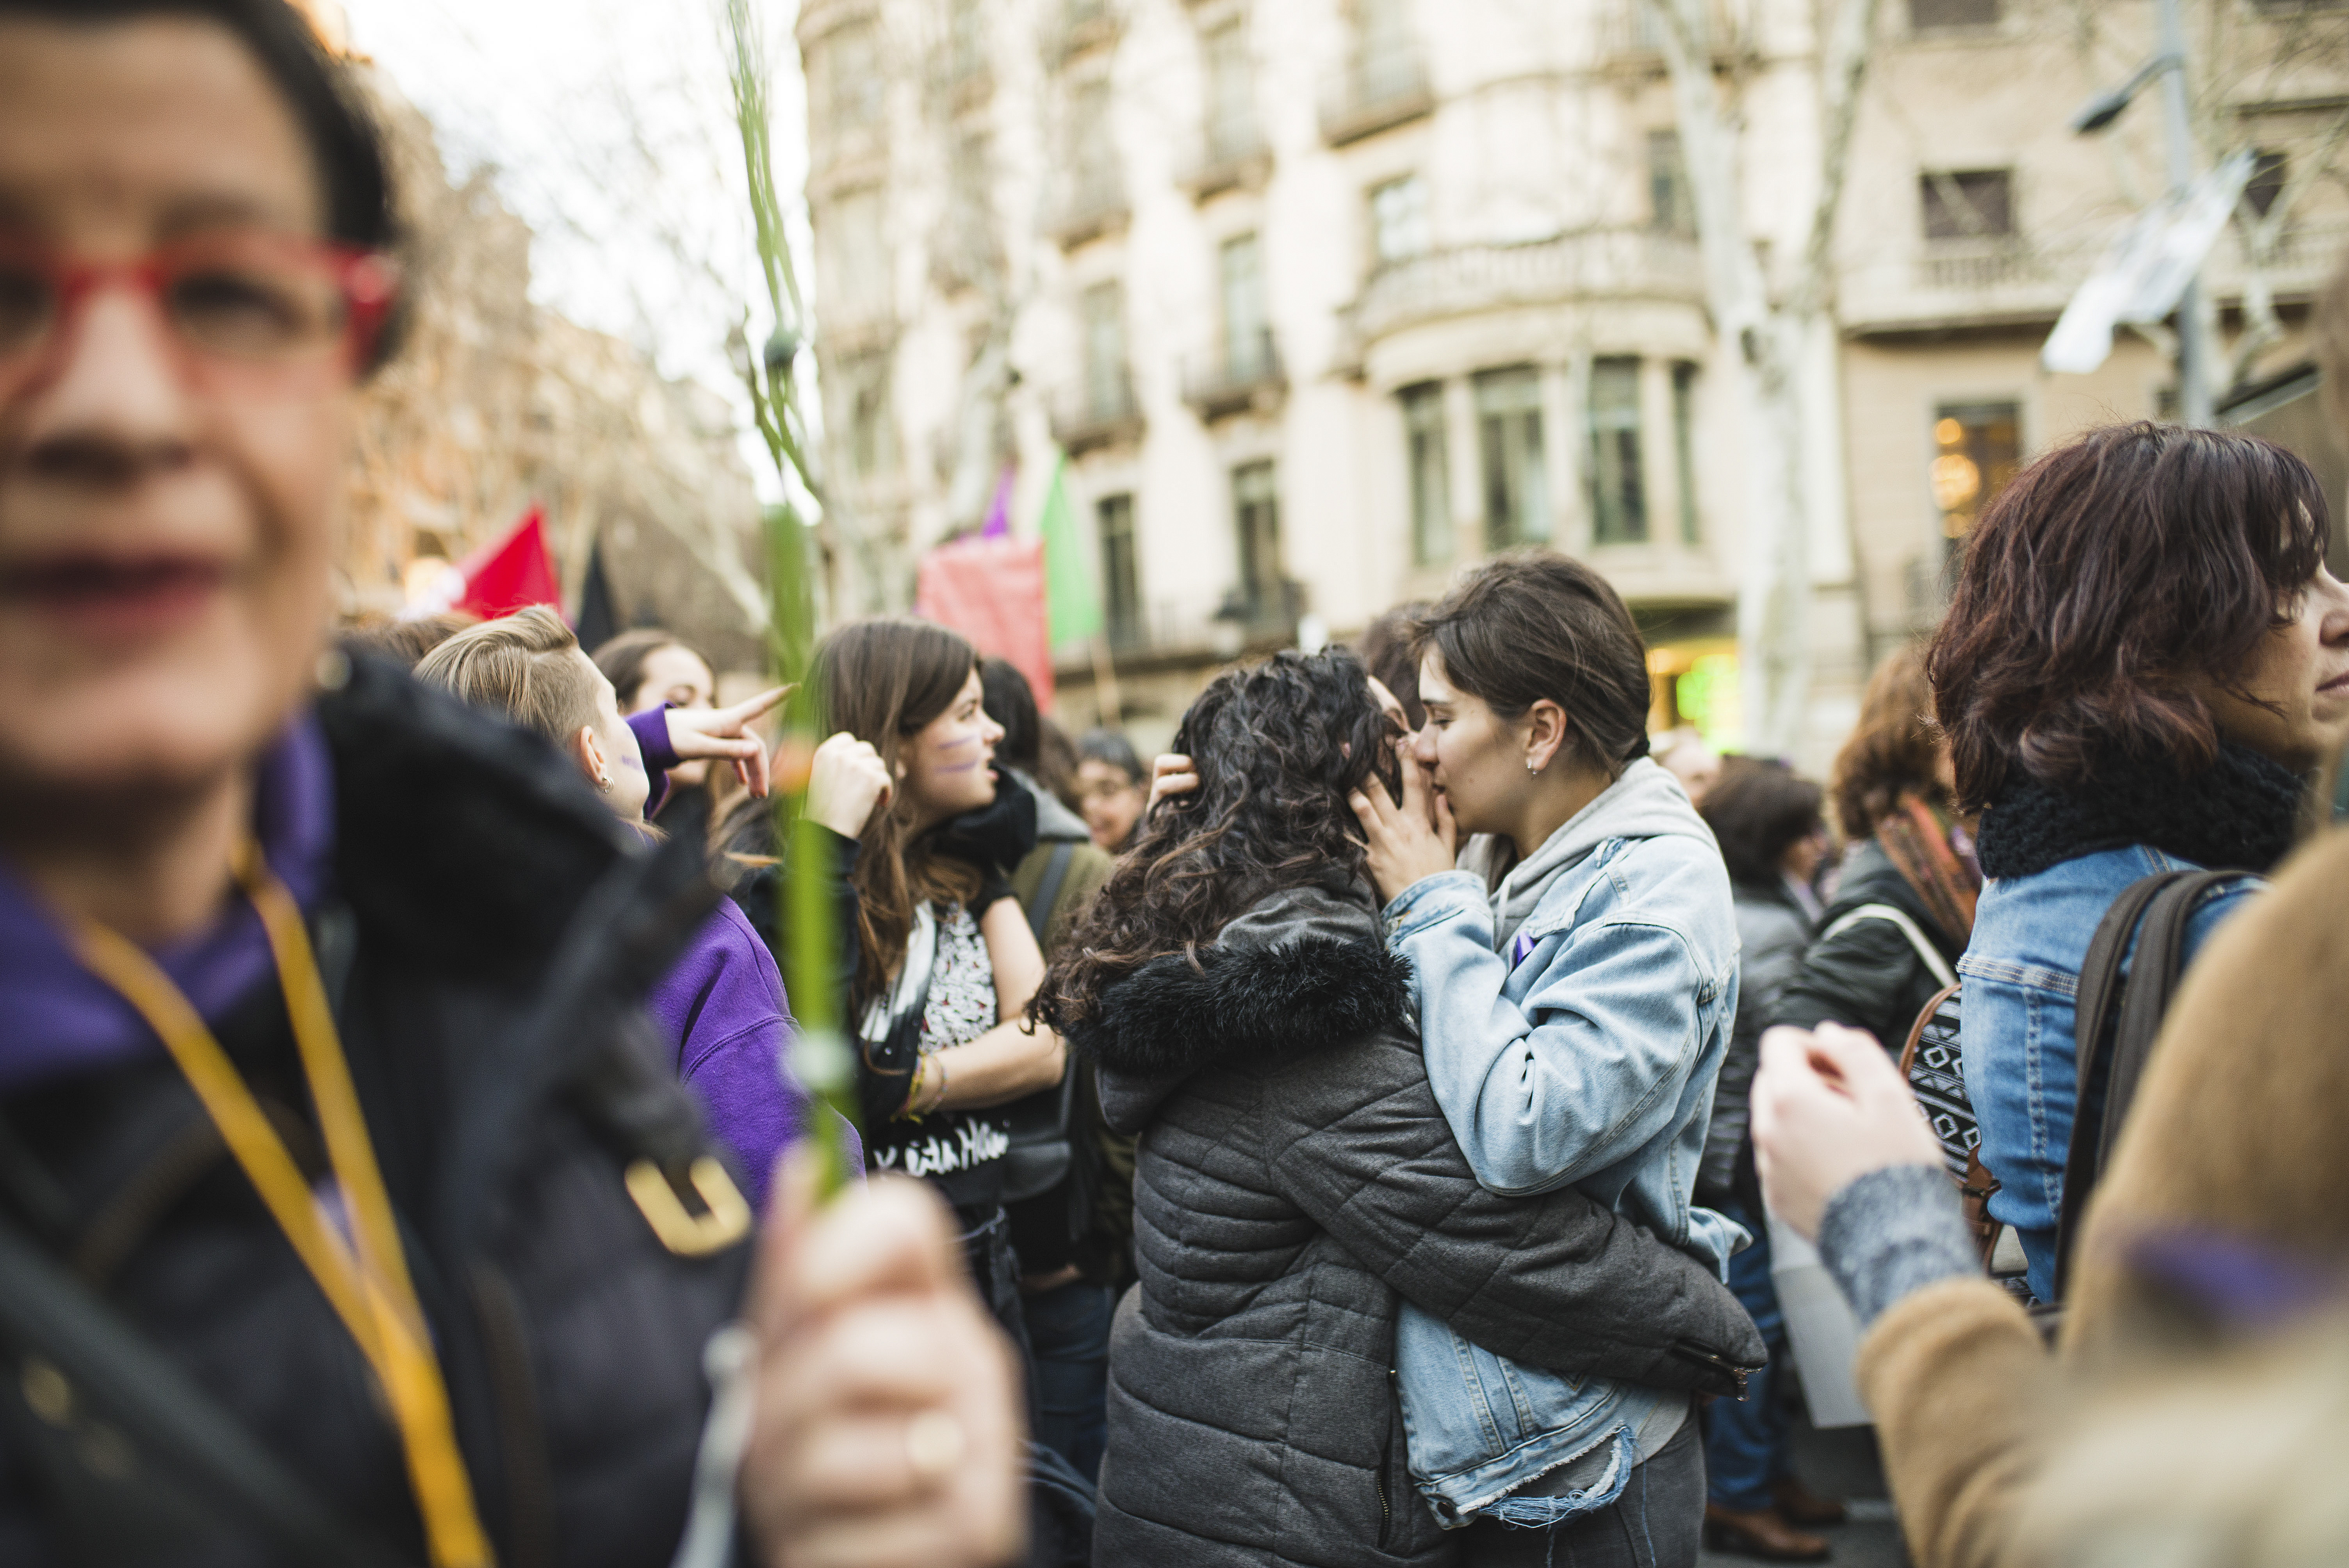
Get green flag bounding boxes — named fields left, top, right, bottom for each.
left=1041, top=454, right=1102, bottom=648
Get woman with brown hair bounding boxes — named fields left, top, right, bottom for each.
left=1932, top=423, right=2349, bottom=1304
left=798, top=618, right=1067, bottom=1336
left=1771, top=643, right=1979, bottom=1052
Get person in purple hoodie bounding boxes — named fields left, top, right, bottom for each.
left=415, top=605, right=852, bottom=1208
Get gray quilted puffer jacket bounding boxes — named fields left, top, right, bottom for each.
left=1073, top=876, right=1764, bottom=1568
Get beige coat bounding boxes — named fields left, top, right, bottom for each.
left=1856, top=825, right=2349, bottom=1566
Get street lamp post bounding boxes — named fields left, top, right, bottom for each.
left=2070, top=0, right=2210, bottom=425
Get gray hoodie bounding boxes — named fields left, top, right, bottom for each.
left=1458, top=756, right=1723, bottom=950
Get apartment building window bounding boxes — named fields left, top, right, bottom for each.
left=1401, top=383, right=1450, bottom=565
left=1220, top=233, right=1270, bottom=380
left=1671, top=362, right=1701, bottom=544
left=816, top=22, right=882, bottom=132
left=948, top=0, right=986, bottom=84
left=1068, top=79, right=1120, bottom=215
left=1098, top=493, right=1142, bottom=649
left=1369, top=176, right=1430, bottom=266
left=833, top=352, right=896, bottom=481
left=1232, top=460, right=1283, bottom=618
left=1648, top=131, right=1694, bottom=237
left=1476, top=368, right=1549, bottom=550
left=819, top=188, right=889, bottom=321
left=1931, top=402, right=2021, bottom=545
left=1908, top=0, right=1998, bottom=28
left=1205, top=21, right=1259, bottom=164
left=1353, top=0, right=1419, bottom=99
left=1588, top=357, right=1647, bottom=545
left=1081, top=281, right=1129, bottom=420
left=2247, top=150, right=2288, bottom=218
left=1921, top=170, right=2014, bottom=241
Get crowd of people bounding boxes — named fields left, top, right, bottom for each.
left=12, top=3, right=2349, bottom=1567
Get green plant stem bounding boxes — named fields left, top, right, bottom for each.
left=726, top=0, right=855, bottom=1199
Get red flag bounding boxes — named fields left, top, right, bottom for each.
left=915, top=535, right=1052, bottom=706
left=455, top=507, right=562, bottom=620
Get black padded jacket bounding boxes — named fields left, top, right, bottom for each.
left=1770, top=837, right=1965, bottom=1051
left=0, top=657, right=750, bottom=1568
left=1075, top=877, right=1765, bottom=1568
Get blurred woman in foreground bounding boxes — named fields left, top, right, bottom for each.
left=0, top=2, right=1018, bottom=1560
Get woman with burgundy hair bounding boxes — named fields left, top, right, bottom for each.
left=1930, top=422, right=2349, bottom=1305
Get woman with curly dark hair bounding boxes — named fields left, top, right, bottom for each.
left=1930, top=422, right=2349, bottom=1304
left=1041, top=649, right=1760, bottom=1568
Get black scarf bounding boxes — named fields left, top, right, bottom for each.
left=1976, top=742, right=2305, bottom=880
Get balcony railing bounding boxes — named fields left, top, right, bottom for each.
left=1043, top=0, right=1119, bottom=68
left=1044, top=171, right=1130, bottom=248
left=1178, top=118, right=1271, bottom=201
left=1318, top=47, right=1433, bottom=146
left=1915, top=241, right=2043, bottom=292
left=1052, top=373, right=1145, bottom=455
left=1181, top=329, right=1286, bottom=421
left=1354, top=230, right=1706, bottom=342
left=1213, top=577, right=1306, bottom=649
left=1595, top=0, right=1742, bottom=64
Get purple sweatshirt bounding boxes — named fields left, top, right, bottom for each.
left=1, top=718, right=335, bottom=1092
left=627, top=706, right=860, bottom=1207
left=7, top=705, right=848, bottom=1210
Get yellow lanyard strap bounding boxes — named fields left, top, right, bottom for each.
left=68, top=848, right=494, bottom=1568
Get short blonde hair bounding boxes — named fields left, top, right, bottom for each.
left=415, top=605, right=601, bottom=745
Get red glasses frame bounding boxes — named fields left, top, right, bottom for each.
left=0, top=232, right=399, bottom=398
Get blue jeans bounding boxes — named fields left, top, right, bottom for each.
left=1463, top=1416, right=1706, bottom=1568
left=1701, top=1205, right=1787, bottom=1512
left=1022, top=1280, right=1112, bottom=1484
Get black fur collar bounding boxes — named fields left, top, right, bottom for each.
left=317, top=654, right=640, bottom=980
left=1069, top=880, right=1415, bottom=1099
left=1977, top=741, right=2304, bottom=880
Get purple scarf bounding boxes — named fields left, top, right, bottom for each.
left=0, top=718, right=337, bottom=1093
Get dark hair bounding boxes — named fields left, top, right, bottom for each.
left=979, top=657, right=1042, bottom=772
left=812, top=618, right=982, bottom=1012
left=1037, top=651, right=1397, bottom=1029
left=1355, top=601, right=1431, bottom=729
left=2, top=0, right=392, bottom=249
left=1928, top=422, right=2329, bottom=810
left=1830, top=643, right=1945, bottom=840
left=339, top=610, right=476, bottom=671
left=1076, top=728, right=1144, bottom=785
left=592, top=628, right=713, bottom=711
left=1699, top=757, right=1823, bottom=889
left=1411, top=551, right=1653, bottom=772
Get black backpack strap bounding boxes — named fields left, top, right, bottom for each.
left=2053, top=868, right=2237, bottom=1298
left=2100, top=870, right=2236, bottom=1171
left=0, top=1212, right=412, bottom=1568
left=1026, top=841, right=1078, bottom=948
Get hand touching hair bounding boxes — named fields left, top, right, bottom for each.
left=1035, top=650, right=1398, bottom=1032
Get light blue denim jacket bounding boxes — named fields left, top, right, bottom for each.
left=1960, top=844, right=2258, bottom=1301
left=1382, top=759, right=1747, bottom=1527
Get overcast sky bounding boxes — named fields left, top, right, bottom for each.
left=340, top=0, right=813, bottom=495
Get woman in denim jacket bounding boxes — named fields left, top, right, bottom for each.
left=1927, top=423, right=2349, bottom=1304
left=1351, top=553, right=1744, bottom=1566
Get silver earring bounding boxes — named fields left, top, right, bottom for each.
left=597, top=773, right=613, bottom=791
left=1527, top=758, right=1541, bottom=775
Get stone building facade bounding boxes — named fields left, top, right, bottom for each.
left=796, top=0, right=2349, bottom=763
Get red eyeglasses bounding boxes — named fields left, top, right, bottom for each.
left=0, top=230, right=399, bottom=399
